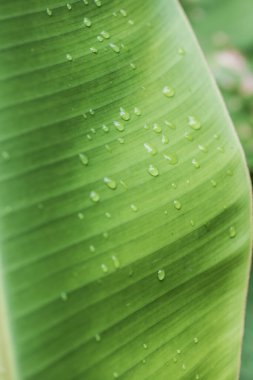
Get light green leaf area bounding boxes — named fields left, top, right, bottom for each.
left=0, top=1, right=252, bottom=380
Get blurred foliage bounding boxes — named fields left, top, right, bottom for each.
left=181, top=2, right=253, bottom=380
left=181, top=0, right=253, bottom=172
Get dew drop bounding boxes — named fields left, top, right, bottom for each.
left=162, top=133, right=169, bottom=144
left=192, top=158, right=200, bottom=169
left=190, top=219, right=195, bottom=226
left=120, top=180, right=128, bottom=189
left=130, top=204, right=138, bottom=212
left=82, top=113, right=87, bottom=119
left=1, top=151, right=10, bottom=160
left=157, top=269, right=165, bottom=281
left=193, top=337, right=199, bottom=344
left=198, top=144, right=208, bottom=153
left=120, top=8, right=127, bottom=16
left=134, top=107, right=141, bottom=116
left=95, top=333, right=101, bottom=342
left=144, top=143, right=157, bottom=155
left=217, top=146, right=224, bottom=153
left=83, top=0, right=89, bottom=4
left=105, top=212, right=111, bottom=218
left=128, top=19, right=134, bottom=25
left=195, top=374, right=200, bottom=379
left=46, top=7, right=52, bottom=16
left=188, top=116, right=201, bottom=130
left=171, top=182, right=177, bottom=189
left=118, top=137, right=125, bottom=144
left=79, top=153, right=88, bottom=166
left=178, top=47, right=185, bottom=55
left=103, top=232, right=108, bottom=239
left=153, top=123, right=162, bottom=134
left=89, top=108, right=95, bottom=115
left=89, top=245, right=95, bottom=252
left=164, top=120, right=176, bottom=129
left=173, top=357, right=178, bottom=363
left=130, top=62, right=136, bottom=70
left=102, top=124, right=109, bottom=133
left=109, top=42, right=120, bottom=53
left=66, top=53, right=73, bottom=61
left=86, top=134, right=92, bottom=141
left=90, top=191, right=100, bottom=203
left=94, top=0, right=102, bottom=7
left=176, top=349, right=181, bottom=354
left=174, top=200, right=182, bottom=210
left=113, top=372, right=119, bottom=379
left=101, top=30, right=110, bottom=39
left=144, top=123, right=150, bottom=130
left=229, top=226, right=236, bottom=238
left=113, top=120, right=124, bottom=132
left=211, top=179, right=217, bottom=187
left=182, top=364, right=186, bottom=371
left=78, top=212, right=84, bottom=220
left=101, top=263, right=108, bottom=273
left=148, top=164, right=159, bottom=177
left=66, top=3, right=72, bottom=10
left=112, top=255, right=120, bottom=269
left=120, top=107, right=130, bottom=121
left=84, top=17, right=92, bottom=27
left=163, top=86, right=175, bottom=98
left=60, top=292, right=68, bottom=301
left=104, top=176, right=117, bottom=190
left=90, top=47, right=98, bottom=54
left=227, top=169, right=234, bottom=176
left=143, top=343, right=148, bottom=349
left=184, top=132, right=194, bottom=141
left=97, top=35, right=104, bottom=42
left=163, top=153, right=178, bottom=165
left=90, top=128, right=96, bottom=134
left=105, top=144, right=112, bottom=152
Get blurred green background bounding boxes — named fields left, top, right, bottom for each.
left=181, top=1, right=253, bottom=379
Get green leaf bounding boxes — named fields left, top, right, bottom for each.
left=0, top=1, right=252, bottom=380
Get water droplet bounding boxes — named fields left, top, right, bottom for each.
left=164, top=120, right=176, bottom=129
left=120, top=107, right=130, bottom=121
left=178, top=47, right=185, bottom=55
left=82, top=113, right=87, bottom=119
left=66, top=53, right=73, bottom=61
left=163, top=85, right=175, bottom=98
left=89, top=245, right=95, bottom=252
left=227, top=169, right=234, bottom=176
left=184, top=132, right=194, bottom=141
left=104, top=176, right=117, bottom=190
left=111, top=255, right=120, bottom=269
left=46, top=8, right=52, bottom=16
left=113, top=372, right=119, bottom=379
left=143, top=343, right=148, bottom=349
left=113, top=120, right=124, bottom=131
left=193, top=337, right=199, bottom=344
left=195, top=374, right=200, bottom=379
left=78, top=212, right=84, bottom=220
left=101, top=263, right=108, bottom=273
left=84, top=17, right=92, bottom=27
left=105, top=144, right=112, bottom=152
left=144, top=123, right=150, bottom=130
left=1, top=151, right=10, bottom=160
left=120, top=8, right=127, bottom=16
left=157, top=269, right=165, bottom=281
left=97, top=35, right=104, bottom=42
left=163, top=153, right=178, bottom=165
left=66, top=3, right=72, bottom=10
left=90, top=191, right=100, bottom=203
left=162, top=133, right=169, bottom=144
left=148, top=164, right=159, bottom=177
left=192, top=158, right=200, bottom=169
left=153, top=123, right=162, bottom=134
left=176, top=349, right=181, bottom=354
left=182, top=364, right=186, bottom=371
left=134, top=107, right=141, bottom=116
left=60, top=292, right=68, bottom=301
left=89, top=108, right=95, bottom=115
left=101, top=30, right=110, bottom=39
left=211, top=179, right=217, bottom=187
left=120, top=180, right=128, bottom=189
left=188, top=116, right=201, bottom=130
left=198, top=144, right=208, bottom=153
left=142, top=359, right=146, bottom=364
left=190, top=219, right=195, bottom=226
left=130, top=204, right=138, bottom=212
left=229, top=226, right=236, bottom=238
left=217, top=146, right=224, bottom=153
left=83, top=0, right=89, bottom=4
left=79, top=153, right=88, bottom=165
left=174, top=200, right=182, bottom=210
left=109, top=42, right=120, bottom=53
left=105, top=212, right=111, bottom=218
left=95, top=333, right=101, bottom=342
left=102, top=124, right=109, bottom=133
left=90, top=47, right=98, bottom=54
left=94, top=0, right=102, bottom=7
left=118, top=137, right=125, bottom=144
left=173, top=357, right=178, bottom=363
left=144, top=143, right=157, bottom=155
left=214, top=133, right=219, bottom=140
left=128, top=19, right=134, bottom=25
left=86, top=134, right=92, bottom=141
left=171, top=182, right=177, bottom=189
left=130, top=62, right=136, bottom=70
